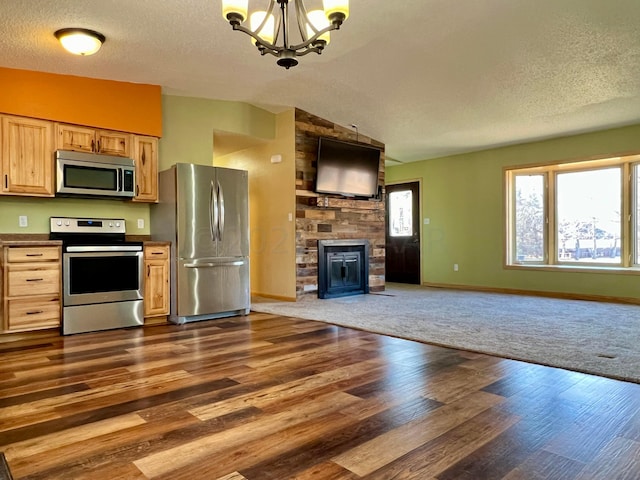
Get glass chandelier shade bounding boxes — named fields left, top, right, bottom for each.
left=221, top=0, right=349, bottom=68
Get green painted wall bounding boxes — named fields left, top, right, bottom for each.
left=386, top=123, right=640, bottom=300
left=0, top=94, right=276, bottom=235
left=159, top=95, right=275, bottom=171
left=0, top=196, right=150, bottom=234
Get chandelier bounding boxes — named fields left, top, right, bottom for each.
left=221, top=0, right=349, bottom=69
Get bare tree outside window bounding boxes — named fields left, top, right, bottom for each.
left=514, top=175, right=544, bottom=262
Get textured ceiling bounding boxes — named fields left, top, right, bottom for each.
left=1, top=0, right=639, bottom=164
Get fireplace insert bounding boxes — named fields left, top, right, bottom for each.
left=318, top=239, right=369, bottom=299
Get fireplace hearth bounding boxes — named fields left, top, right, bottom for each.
left=318, top=239, right=369, bottom=299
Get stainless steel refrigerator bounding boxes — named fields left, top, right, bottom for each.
left=151, top=163, right=250, bottom=324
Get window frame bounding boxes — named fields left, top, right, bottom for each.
left=507, top=172, right=548, bottom=265
left=505, top=153, right=640, bottom=272
left=388, top=188, right=414, bottom=238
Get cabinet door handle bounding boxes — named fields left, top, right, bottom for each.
left=147, top=265, right=150, bottom=276
left=4, top=174, right=7, bottom=189
left=91, top=139, right=95, bottom=152
left=25, top=253, right=44, bottom=257
left=26, top=278, right=44, bottom=282
left=151, top=252, right=163, bottom=255
left=97, top=140, right=101, bottom=152
left=26, top=310, right=45, bottom=315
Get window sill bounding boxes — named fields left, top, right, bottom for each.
left=505, top=263, right=640, bottom=275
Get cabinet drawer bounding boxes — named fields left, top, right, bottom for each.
left=7, top=296, right=61, bottom=331
left=7, top=264, right=60, bottom=296
left=7, top=246, right=60, bottom=262
left=144, top=245, right=169, bottom=260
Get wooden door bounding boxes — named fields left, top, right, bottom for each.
left=144, top=245, right=169, bottom=317
left=2, top=116, right=54, bottom=196
left=97, top=130, right=131, bottom=157
left=385, top=181, right=421, bottom=284
left=132, top=135, right=158, bottom=202
left=55, top=123, right=96, bottom=153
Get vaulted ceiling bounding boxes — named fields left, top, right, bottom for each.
left=1, top=0, right=639, bottom=164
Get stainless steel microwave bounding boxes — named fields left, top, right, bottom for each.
left=55, top=150, right=136, bottom=198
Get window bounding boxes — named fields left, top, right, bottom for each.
left=556, top=168, right=621, bottom=264
left=506, top=153, right=640, bottom=269
left=389, top=189, right=413, bottom=237
left=513, top=174, right=545, bottom=262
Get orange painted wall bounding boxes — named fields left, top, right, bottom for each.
left=0, top=67, right=162, bottom=137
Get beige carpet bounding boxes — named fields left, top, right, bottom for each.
left=252, top=283, right=640, bottom=384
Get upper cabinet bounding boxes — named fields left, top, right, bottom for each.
left=56, top=123, right=132, bottom=157
left=132, top=135, right=158, bottom=203
left=0, top=114, right=159, bottom=201
left=1, top=115, right=55, bottom=196
left=57, top=122, right=158, bottom=203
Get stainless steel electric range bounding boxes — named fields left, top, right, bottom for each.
left=50, top=217, right=144, bottom=335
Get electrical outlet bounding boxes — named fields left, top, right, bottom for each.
left=137, top=218, right=144, bottom=229
left=18, top=215, right=28, bottom=227
left=453, top=264, right=459, bottom=271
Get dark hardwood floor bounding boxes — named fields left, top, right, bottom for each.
left=0, top=312, right=639, bottom=479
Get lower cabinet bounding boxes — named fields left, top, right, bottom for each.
left=143, top=244, right=170, bottom=323
left=1, top=245, right=62, bottom=333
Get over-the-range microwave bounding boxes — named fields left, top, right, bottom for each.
left=55, top=150, right=136, bottom=198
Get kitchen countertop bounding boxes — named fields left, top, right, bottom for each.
left=0, top=234, right=170, bottom=246
left=143, top=241, right=171, bottom=246
left=0, top=234, right=62, bottom=246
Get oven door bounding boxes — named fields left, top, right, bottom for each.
left=63, top=248, right=143, bottom=306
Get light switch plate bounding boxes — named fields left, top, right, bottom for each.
left=137, top=219, right=144, bottom=229
left=19, top=215, right=28, bottom=227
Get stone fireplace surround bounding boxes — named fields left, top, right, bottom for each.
left=295, top=109, right=386, bottom=298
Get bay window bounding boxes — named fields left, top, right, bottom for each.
left=506, top=153, right=640, bottom=269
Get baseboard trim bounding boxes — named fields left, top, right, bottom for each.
left=252, top=292, right=297, bottom=302
left=422, top=282, right=640, bottom=306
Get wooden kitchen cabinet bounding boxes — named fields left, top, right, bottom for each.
left=1, top=245, right=62, bottom=333
left=55, top=123, right=132, bottom=157
left=143, top=244, right=170, bottom=323
left=132, top=135, right=158, bottom=203
left=1, top=115, right=55, bottom=196
left=1, top=113, right=159, bottom=201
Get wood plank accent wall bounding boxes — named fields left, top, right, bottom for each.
left=295, top=109, right=385, bottom=297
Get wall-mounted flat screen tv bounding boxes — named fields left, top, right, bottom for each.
left=315, top=137, right=381, bottom=198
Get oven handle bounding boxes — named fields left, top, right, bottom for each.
left=66, top=245, right=143, bottom=252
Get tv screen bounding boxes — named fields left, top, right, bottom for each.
left=315, top=137, right=381, bottom=197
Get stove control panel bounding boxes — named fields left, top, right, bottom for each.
left=50, top=217, right=127, bottom=234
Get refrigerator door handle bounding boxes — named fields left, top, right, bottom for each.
left=217, top=180, right=225, bottom=242
left=210, top=180, right=218, bottom=241
left=184, top=260, right=245, bottom=268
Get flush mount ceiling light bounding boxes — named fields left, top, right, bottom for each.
left=221, top=0, right=349, bottom=69
left=54, top=28, right=105, bottom=56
